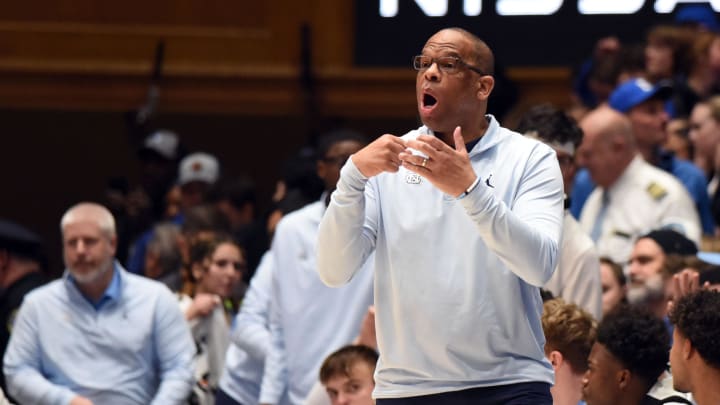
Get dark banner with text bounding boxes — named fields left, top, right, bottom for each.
left=354, top=0, right=717, bottom=67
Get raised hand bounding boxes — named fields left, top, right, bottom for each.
left=185, top=293, right=221, bottom=320
left=399, top=126, right=478, bottom=197
left=667, top=269, right=710, bottom=313
left=351, top=134, right=406, bottom=178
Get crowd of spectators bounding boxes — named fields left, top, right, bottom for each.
left=3, top=4, right=720, bottom=405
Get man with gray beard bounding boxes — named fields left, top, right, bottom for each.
left=626, top=229, right=699, bottom=318
left=3, top=202, right=195, bottom=405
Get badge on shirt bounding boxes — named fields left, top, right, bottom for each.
left=646, top=182, right=667, bottom=201
left=406, top=173, right=422, bottom=184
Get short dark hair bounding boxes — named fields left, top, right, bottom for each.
left=446, top=27, right=495, bottom=76
left=280, top=146, right=324, bottom=204
left=319, top=345, right=378, bottom=384
left=597, top=305, right=669, bottom=391
left=209, top=176, right=256, bottom=211
left=669, top=290, right=720, bottom=369
left=516, top=104, right=584, bottom=149
left=540, top=288, right=555, bottom=302
left=316, top=129, right=369, bottom=160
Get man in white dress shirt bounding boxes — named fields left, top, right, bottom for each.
left=577, top=106, right=700, bottom=265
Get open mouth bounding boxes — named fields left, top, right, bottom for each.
left=423, top=93, right=437, bottom=107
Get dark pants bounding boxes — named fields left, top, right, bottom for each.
left=375, top=382, right=552, bottom=405
left=215, top=388, right=244, bottom=405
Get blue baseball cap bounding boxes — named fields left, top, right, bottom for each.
left=675, top=4, right=720, bottom=32
left=608, top=78, right=673, bottom=113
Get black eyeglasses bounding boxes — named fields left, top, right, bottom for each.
left=412, top=55, right=485, bottom=75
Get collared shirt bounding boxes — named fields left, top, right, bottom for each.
left=571, top=152, right=714, bottom=235
left=3, top=263, right=195, bottom=405
left=261, top=200, right=374, bottom=405
left=579, top=155, right=701, bottom=264
left=70, top=265, right=121, bottom=310
left=318, top=116, right=562, bottom=397
left=431, top=124, right=483, bottom=152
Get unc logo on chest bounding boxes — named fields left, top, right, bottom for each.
left=405, top=173, right=422, bottom=184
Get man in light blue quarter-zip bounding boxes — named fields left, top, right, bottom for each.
left=258, top=131, right=375, bottom=405
left=3, top=202, right=195, bottom=405
left=317, top=28, right=564, bottom=404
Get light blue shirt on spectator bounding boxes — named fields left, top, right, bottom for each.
left=317, top=117, right=561, bottom=397
left=261, top=200, right=374, bottom=405
left=3, top=262, right=195, bottom=405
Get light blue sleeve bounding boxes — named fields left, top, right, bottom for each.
left=317, top=158, right=378, bottom=287
left=150, top=287, right=196, bottom=405
left=3, top=295, right=77, bottom=405
left=459, top=143, right=564, bottom=286
left=258, top=240, right=290, bottom=404
left=258, top=299, right=286, bottom=404
left=230, top=251, right=273, bottom=361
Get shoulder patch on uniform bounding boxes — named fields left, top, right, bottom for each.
left=612, top=230, right=632, bottom=239
left=646, top=182, right=667, bottom=201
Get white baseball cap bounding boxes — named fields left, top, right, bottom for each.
left=178, top=152, right=219, bottom=186
left=140, top=130, right=180, bottom=160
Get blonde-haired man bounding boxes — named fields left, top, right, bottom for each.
left=4, top=202, right=195, bottom=405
